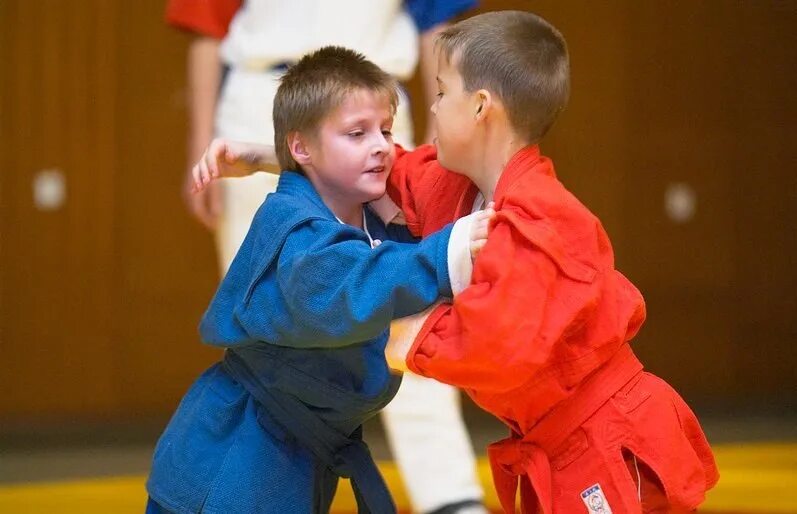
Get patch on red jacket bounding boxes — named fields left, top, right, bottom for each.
left=581, top=483, right=613, bottom=514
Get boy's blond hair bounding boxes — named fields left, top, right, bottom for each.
left=273, top=46, right=399, bottom=171
left=438, top=11, right=569, bottom=142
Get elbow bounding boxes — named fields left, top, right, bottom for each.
left=281, top=304, right=384, bottom=349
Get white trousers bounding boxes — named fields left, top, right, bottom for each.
left=214, top=69, right=483, bottom=512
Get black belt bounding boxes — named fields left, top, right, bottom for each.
left=220, top=61, right=293, bottom=91
left=222, top=349, right=396, bottom=514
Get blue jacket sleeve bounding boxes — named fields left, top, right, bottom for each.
left=404, top=0, right=478, bottom=32
left=236, top=219, right=454, bottom=349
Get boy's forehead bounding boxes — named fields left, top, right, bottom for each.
left=436, top=52, right=463, bottom=83
left=326, top=89, right=395, bottom=123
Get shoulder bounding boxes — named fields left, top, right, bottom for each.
left=497, top=163, right=610, bottom=278
left=230, top=190, right=338, bottom=274
left=249, top=187, right=332, bottom=238
left=502, top=159, right=597, bottom=226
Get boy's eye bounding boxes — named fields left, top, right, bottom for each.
left=348, top=131, right=364, bottom=137
left=382, top=130, right=393, bottom=138
left=436, top=92, right=444, bottom=98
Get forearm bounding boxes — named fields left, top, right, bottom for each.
left=274, top=226, right=455, bottom=348
left=386, top=304, right=438, bottom=372
left=233, top=143, right=280, bottom=174
left=187, top=36, right=222, bottom=164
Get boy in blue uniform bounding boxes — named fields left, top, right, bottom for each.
left=146, top=47, right=486, bottom=514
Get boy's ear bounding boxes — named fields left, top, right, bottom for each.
left=474, top=89, right=492, bottom=121
left=287, top=132, right=313, bottom=167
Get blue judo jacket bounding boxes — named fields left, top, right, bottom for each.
left=147, top=171, right=453, bottom=514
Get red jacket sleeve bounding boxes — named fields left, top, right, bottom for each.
left=165, top=0, right=241, bottom=39
left=407, top=210, right=558, bottom=392
left=406, top=201, right=607, bottom=394
left=387, top=144, right=471, bottom=237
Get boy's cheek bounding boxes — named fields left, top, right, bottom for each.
left=384, top=152, right=396, bottom=175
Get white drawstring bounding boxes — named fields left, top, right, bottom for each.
left=335, top=210, right=378, bottom=248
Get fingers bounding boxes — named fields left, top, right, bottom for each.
left=471, top=211, right=492, bottom=239
left=191, top=153, right=208, bottom=193
left=469, top=201, right=497, bottom=261
left=207, top=138, right=231, bottom=178
left=470, top=238, right=487, bottom=260
left=191, top=139, right=232, bottom=193
left=471, top=219, right=488, bottom=240
left=474, top=204, right=496, bottom=223
left=470, top=219, right=489, bottom=261
left=473, top=202, right=497, bottom=235
left=191, top=162, right=204, bottom=193
left=191, top=139, right=272, bottom=189
left=480, top=202, right=497, bottom=220
left=193, top=146, right=225, bottom=193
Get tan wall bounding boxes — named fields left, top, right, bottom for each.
left=0, top=0, right=222, bottom=423
left=1, top=0, right=795, bottom=425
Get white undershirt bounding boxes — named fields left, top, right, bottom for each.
left=335, top=210, right=378, bottom=249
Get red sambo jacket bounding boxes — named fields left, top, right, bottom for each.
left=387, top=144, right=718, bottom=513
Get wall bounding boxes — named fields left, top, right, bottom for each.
left=1, top=0, right=794, bottom=425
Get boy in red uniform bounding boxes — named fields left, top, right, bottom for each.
left=192, top=11, right=718, bottom=513
left=383, top=11, right=719, bottom=513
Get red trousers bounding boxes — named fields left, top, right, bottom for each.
left=489, top=348, right=718, bottom=513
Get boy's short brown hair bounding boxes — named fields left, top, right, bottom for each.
left=273, top=46, right=399, bottom=171
left=438, top=11, right=569, bottom=143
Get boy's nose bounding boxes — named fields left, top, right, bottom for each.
left=373, top=134, right=390, bottom=154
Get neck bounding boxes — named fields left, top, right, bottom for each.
left=470, top=129, right=529, bottom=203
left=325, top=196, right=363, bottom=228
left=305, top=171, right=364, bottom=228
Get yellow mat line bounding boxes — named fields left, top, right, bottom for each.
left=702, top=442, right=797, bottom=513
left=0, top=442, right=795, bottom=513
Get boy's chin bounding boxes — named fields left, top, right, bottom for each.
left=359, top=183, right=387, bottom=203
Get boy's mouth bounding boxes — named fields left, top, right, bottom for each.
left=364, top=166, right=386, bottom=174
